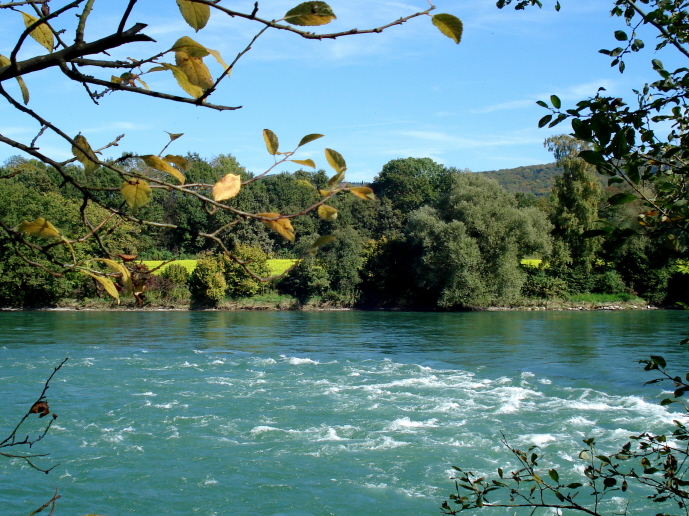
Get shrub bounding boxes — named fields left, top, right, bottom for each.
left=189, top=255, right=227, bottom=306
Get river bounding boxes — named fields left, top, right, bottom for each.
left=0, top=310, right=687, bottom=515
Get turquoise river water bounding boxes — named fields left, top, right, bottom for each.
left=0, top=310, right=688, bottom=515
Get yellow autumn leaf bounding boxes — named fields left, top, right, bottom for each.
left=318, top=204, right=338, bottom=221
left=325, top=148, right=346, bottom=173
left=263, top=129, right=279, bottom=155
left=80, top=271, right=119, bottom=303
left=290, top=159, right=316, bottom=168
left=92, top=258, right=133, bottom=293
left=257, top=213, right=295, bottom=242
left=72, top=134, right=99, bottom=174
left=16, top=217, right=60, bottom=238
left=141, top=155, right=185, bottom=184
left=175, top=51, right=214, bottom=90
left=121, top=179, right=152, bottom=210
left=21, top=11, right=53, bottom=52
left=432, top=13, right=463, bottom=44
left=212, top=173, right=242, bottom=201
left=176, top=0, right=210, bottom=31
left=349, top=186, right=375, bottom=200
left=163, top=154, right=188, bottom=170
left=160, top=63, right=204, bottom=99
left=166, top=131, right=184, bottom=141
left=0, top=55, right=29, bottom=104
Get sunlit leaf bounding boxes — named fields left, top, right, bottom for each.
left=72, top=134, right=99, bottom=174
left=319, top=189, right=332, bottom=197
left=175, top=51, right=214, bottom=90
left=163, top=154, right=188, bottom=170
left=92, top=258, right=133, bottom=293
left=290, top=159, right=316, bottom=168
left=171, top=36, right=210, bottom=58
left=21, top=11, right=53, bottom=52
left=0, top=55, right=29, bottom=104
left=136, top=77, right=149, bottom=90
left=212, top=173, right=242, bottom=201
left=318, top=204, right=338, bottom=221
left=160, top=63, right=204, bottom=99
left=284, top=1, right=336, bottom=26
left=16, top=217, right=60, bottom=238
left=80, top=270, right=119, bottom=303
left=431, top=14, right=463, bottom=44
left=121, top=179, right=152, bottom=210
left=326, top=171, right=345, bottom=189
left=263, top=129, right=279, bottom=155
left=298, top=133, right=324, bottom=147
left=579, top=450, right=591, bottom=461
left=257, top=212, right=295, bottom=242
left=141, top=155, right=185, bottom=184
left=349, top=186, right=375, bottom=200
left=166, top=131, right=184, bottom=141
left=207, top=48, right=229, bottom=73
left=176, top=0, right=210, bottom=32
left=325, top=148, right=346, bottom=173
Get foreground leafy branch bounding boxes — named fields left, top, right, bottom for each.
left=442, top=338, right=689, bottom=516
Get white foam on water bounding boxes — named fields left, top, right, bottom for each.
left=494, top=386, right=542, bottom=414
left=567, top=415, right=596, bottom=426
left=539, top=378, right=552, bottom=385
left=529, top=433, right=557, bottom=447
left=253, top=357, right=277, bottom=366
left=133, top=391, right=156, bottom=397
left=210, top=359, right=224, bottom=365
left=386, top=417, right=439, bottom=432
left=154, top=401, right=180, bottom=409
left=316, top=427, right=346, bottom=441
left=281, top=355, right=320, bottom=365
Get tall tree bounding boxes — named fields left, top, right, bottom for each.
left=545, top=135, right=603, bottom=269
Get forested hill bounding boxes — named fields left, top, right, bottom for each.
left=476, top=163, right=561, bottom=196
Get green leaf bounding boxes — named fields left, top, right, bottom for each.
left=538, top=114, right=553, bottom=128
left=603, top=477, right=617, bottom=488
left=298, top=133, right=324, bottom=147
left=310, top=235, right=336, bottom=249
left=607, top=193, right=637, bottom=205
left=284, top=1, right=337, bottom=26
left=121, top=179, right=152, bottom=210
left=325, top=148, right=346, bottom=173
left=614, top=30, right=628, bottom=41
left=536, top=100, right=548, bottom=108
left=652, top=59, right=664, bottom=71
left=432, top=14, right=463, bottom=44
left=326, top=171, right=345, bottom=189
left=650, top=355, right=667, bottom=368
left=171, top=36, right=210, bottom=58
left=550, top=95, right=561, bottom=109
left=549, top=469, right=559, bottom=482
left=263, top=129, right=279, bottom=155
left=176, top=0, right=210, bottom=32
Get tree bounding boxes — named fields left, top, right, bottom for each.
left=545, top=135, right=603, bottom=270
left=0, top=1, right=463, bottom=305
left=371, top=157, right=454, bottom=215
left=406, top=173, right=552, bottom=308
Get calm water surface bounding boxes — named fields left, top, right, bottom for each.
left=0, top=310, right=687, bottom=515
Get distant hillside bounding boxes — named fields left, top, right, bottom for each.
left=476, top=163, right=561, bottom=197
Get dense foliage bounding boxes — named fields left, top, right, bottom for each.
left=1, top=151, right=685, bottom=309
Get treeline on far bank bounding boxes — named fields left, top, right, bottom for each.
left=0, top=135, right=687, bottom=310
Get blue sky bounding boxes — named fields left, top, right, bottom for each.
left=0, top=1, right=677, bottom=182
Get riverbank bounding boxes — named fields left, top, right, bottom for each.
left=0, top=293, right=662, bottom=311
